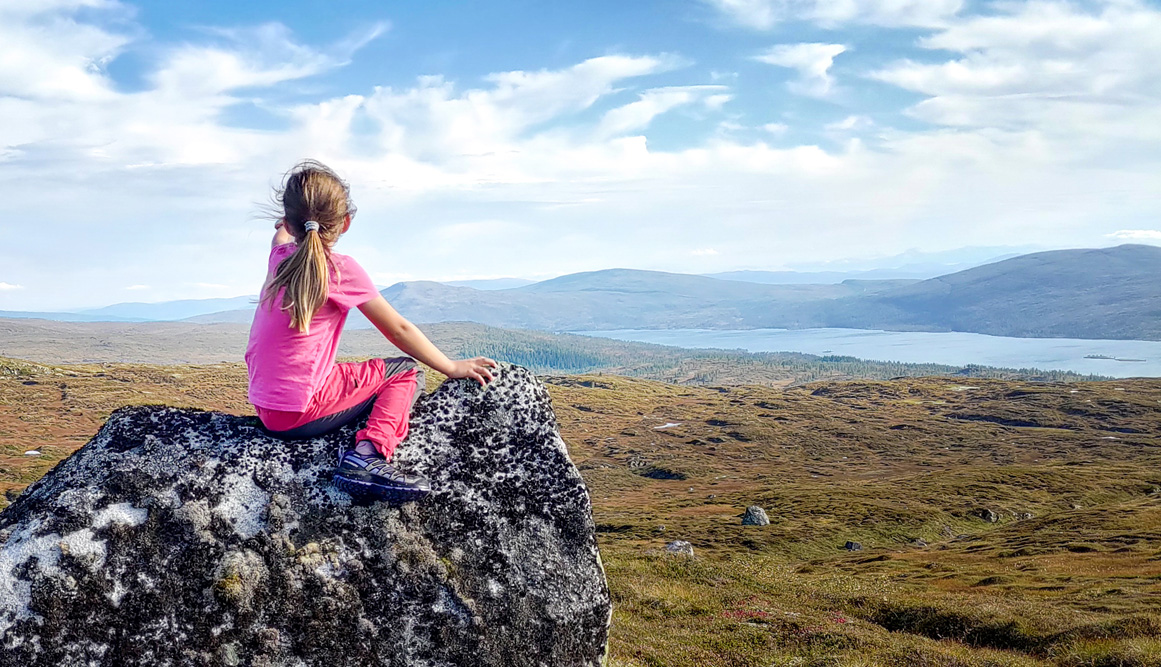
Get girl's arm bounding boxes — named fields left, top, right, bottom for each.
left=272, top=220, right=294, bottom=248
left=358, top=295, right=497, bottom=386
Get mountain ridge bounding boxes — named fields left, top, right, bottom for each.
left=5, top=244, right=1157, bottom=340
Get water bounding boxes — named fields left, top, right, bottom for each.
left=576, top=328, right=1161, bottom=378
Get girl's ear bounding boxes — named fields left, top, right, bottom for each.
left=342, top=213, right=351, bottom=234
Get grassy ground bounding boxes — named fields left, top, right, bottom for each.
left=2, top=356, right=1160, bottom=665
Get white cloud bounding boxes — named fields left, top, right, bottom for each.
left=754, top=43, right=846, bottom=97
left=1108, top=230, right=1161, bottom=241
left=704, top=0, right=962, bottom=29
left=125, top=284, right=150, bottom=290
left=597, top=86, right=729, bottom=137
left=691, top=248, right=719, bottom=256
left=0, top=1, right=1158, bottom=311
left=0, top=283, right=24, bottom=291
left=0, top=0, right=130, bottom=103
left=703, top=93, right=733, bottom=110
left=706, top=0, right=780, bottom=29
left=359, top=54, right=679, bottom=166
left=825, top=115, right=873, bottom=131
left=870, top=0, right=1161, bottom=158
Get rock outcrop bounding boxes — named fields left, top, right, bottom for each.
left=0, top=363, right=610, bottom=666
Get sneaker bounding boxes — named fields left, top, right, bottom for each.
left=333, top=450, right=431, bottom=502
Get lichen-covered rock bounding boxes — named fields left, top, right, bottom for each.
left=741, top=506, right=769, bottom=526
left=972, top=507, right=999, bottom=523
left=0, top=363, right=610, bottom=666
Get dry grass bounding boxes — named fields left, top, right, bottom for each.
left=3, top=356, right=1160, bottom=665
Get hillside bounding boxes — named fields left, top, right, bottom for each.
left=827, top=244, right=1161, bottom=339
left=1, top=358, right=1159, bottom=665
left=189, top=269, right=899, bottom=331
left=184, top=245, right=1160, bottom=340
left=81, top=295, right=256, bottom=321
left=0, top=318, right=1101, bottom=385
left=8, top=245, right=1158, bottom=340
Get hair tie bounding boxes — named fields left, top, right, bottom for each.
left=303, top=220, right=320, bottom=232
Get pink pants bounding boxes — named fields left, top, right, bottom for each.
left=255, top=357, right=425, bottom=460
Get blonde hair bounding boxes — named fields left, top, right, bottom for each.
left=261, top=160, right=357, bottom=332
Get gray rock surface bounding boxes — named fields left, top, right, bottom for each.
left=665, top=541, right=694, bottom=557
left=844, top=541, right=862, bottom=552
left=741, top=506, right=769, bottom=526
left=972, top=508, right=999, bottom=523
left=0, top=363, right=610, bottom=666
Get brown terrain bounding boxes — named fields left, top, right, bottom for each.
left=2, top=354, right=1160, bottom=665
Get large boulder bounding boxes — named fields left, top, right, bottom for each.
left=0, top=363, right=610, bottom=666
left=741, top=506, right=769, bottom=526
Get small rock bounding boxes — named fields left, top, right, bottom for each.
left=256, top=628, right=281, bottom=651
left=741, top=506, right=770, bottom=526
left=4, top=488, right=21, bottom=503
left=910, top=539, right=928, bottom=548
left=23, top=451, right=40, bottom=457
left=972, top=508, right=999, bottom=523
left=1016, top=512, right=1035, bottom=520
left=844, top=541, right=862, bottom=552
left=665, top=541, right=694, bottom=557
left=219, top=642, right=240, bottom=667
left=1071, top=504, right=1084, bottom=510
left=706, top=494, right=716, bottom=500
left=654, top=525, right=666, bottom=533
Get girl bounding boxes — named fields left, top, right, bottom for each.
left=245, top=160, right=497, bottom=501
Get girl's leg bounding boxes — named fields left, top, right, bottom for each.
left=260, top=396, right=376, bottom=439
left=257, top=357, right=415, bottom=440
left=356, top=357, right=426, bottom=460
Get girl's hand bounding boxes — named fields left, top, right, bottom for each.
left=271, top=219, right=294, bottom=248
left=448, top=357, right=498, bottom=387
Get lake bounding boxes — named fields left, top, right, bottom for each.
left=577, top=328, right=1161, bottom=378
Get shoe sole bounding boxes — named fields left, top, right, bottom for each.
left=332, top=472, right=430, bottom=503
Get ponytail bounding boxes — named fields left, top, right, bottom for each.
left=260, top=159, right=355, bottom=333
left=262, top=224, right=330, bottom=332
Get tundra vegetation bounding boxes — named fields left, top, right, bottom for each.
left=2, top=355, right=1159, bottom=666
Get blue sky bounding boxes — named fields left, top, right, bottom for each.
left=1, top=0, right=1159, bottom=310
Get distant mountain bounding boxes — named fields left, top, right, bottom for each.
left=373, top=270, right=912, bottom=331
left=708, top=268, right=970, bottom=284
left=821, top=244, right=1161, bottom=340
left=30, top=245, right=1159, bottom=341
left=0, top=311, right=140, bottom=323
left=445, top=278, right=536, bottom=290
left=81, top=296, right=256, bottom=321
left=707, top=247, right=1028, bottom=285
left=191, top=269, right=908, bottom=330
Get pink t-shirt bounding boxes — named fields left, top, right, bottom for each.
left=245, top=243, right=380, bottom=411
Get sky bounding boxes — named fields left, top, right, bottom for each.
left=1, top=0, right=1159, bottom=310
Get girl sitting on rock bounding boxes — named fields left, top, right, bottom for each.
left=246, top=160, right=496, bottom=501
